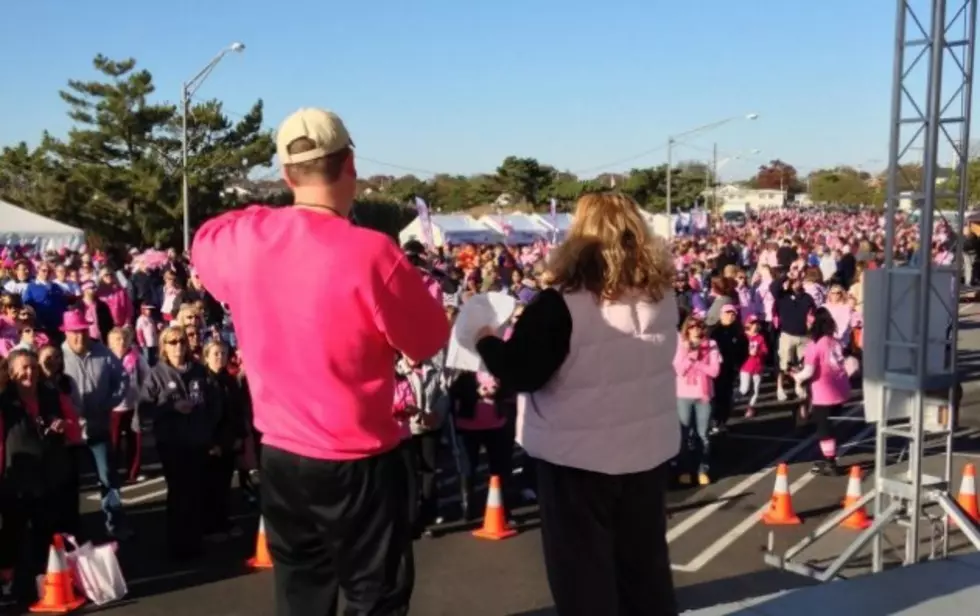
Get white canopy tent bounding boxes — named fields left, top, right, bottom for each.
left=529, top=212, right=573, bottom=240
left=0, top=200, right=85, bottom=251
left=399, top=214, right=503, bottom=247
left=637, top=210, right=672, bottom=238
left=478, top=213, right=553, bottom=244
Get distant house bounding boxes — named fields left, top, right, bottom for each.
left=701, top=183, right=787, bottom=210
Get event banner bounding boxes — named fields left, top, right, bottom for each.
left=415, top=196, right=435, bottom=247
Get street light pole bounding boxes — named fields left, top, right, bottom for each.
left=712, top=142, right=718, bottom=213
left=181, top=88, right=190, bottom=254
left=666, top=137, right=674, bottom=235
left=180, top=42, right=245, bottom=254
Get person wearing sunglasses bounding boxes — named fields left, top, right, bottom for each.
left=138, top=325, right=219, bottom=561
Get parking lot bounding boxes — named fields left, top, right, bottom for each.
left=59, top=312, right=980, bottom=615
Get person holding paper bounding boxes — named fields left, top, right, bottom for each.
left=192, top=108, right=449, bottom=616
left=474, top=192, right=681, bottom=616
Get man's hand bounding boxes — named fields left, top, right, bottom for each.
left=418, top=412, right=440, bottom=429
left=174, top=400, right=194, bottom=414
left=48, top=419, right=65, bottom=434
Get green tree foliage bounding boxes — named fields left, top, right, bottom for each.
left=0, top=53, right=724, bottom=246
left=0, top=54, right=274, bottom=247
left=495, top=156, right=555, bottom=206
left=807, top=167, right=876, bottom=205
left=347, top=162, right=710, bottom=214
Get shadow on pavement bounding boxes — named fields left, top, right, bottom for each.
left=85, top=487, right=261, bottom=602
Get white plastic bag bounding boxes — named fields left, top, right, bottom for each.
left=62, top=534, right=127, bottom=606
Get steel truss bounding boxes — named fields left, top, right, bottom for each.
left=765, top=0, right=980, bottom=580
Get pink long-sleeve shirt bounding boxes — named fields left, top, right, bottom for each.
left=673, top=338, right=721, bottom=401
left=97, top=285, right=133, bottom=327
left=193, top=205, right=450, bottom=461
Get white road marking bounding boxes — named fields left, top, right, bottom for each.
left=85, top=476, right=166, bottom=501
left=666, top=406, right=863, bottom=545
left=120, top=489, right=170, bottom=505
left=675, top=425, right=874, bottom=573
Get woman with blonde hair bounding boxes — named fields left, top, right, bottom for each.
left=139, top=326, right=219, bottom=561
left=474, top=192, right=679, bottom=616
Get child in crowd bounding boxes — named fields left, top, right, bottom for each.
left=394, top=352, right=449, bottom=537
left=673, top=316, right=721, bottom=486
left=740, top=316, right=768, bottom=418
left=450, top=369, right=515, bottom=522
left=108, top=327, right=149, bottom=483
left=794, top=308, right=855, bottom=476
left=135, top=303, right=158, bottom=365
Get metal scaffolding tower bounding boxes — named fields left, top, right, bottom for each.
left=765, top=0, right=980, bottom=580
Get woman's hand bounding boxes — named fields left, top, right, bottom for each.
left=474, top=325, right=497, bottom=346
left=174, top=400, right=193, bottom=414
left=48, top=419, right=65, bottom=434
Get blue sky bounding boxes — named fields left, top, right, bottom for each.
left=0, top=0, right=962, bottom=181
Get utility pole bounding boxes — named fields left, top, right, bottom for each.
left=712, top=142, right=719, bottom=212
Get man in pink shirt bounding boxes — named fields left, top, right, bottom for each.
left=192, top=108, right=449, bottom=615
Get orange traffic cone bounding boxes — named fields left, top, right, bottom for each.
left=246, top=517, right=274, bottom=570
left=762, top=463, right=801, bottom=525
left=955, top=463, right=980, bottom=524
left=472, top=475, right=517, bottom=540
left=30, top=535, right=85, bottom=613
left=840, top=466, right=872, bottom=530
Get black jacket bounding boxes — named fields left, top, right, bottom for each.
left=139, top=361, right=221, bottom=449
left=205, top=368, right=247, bottom=453
left=0, top=383, right=77, bottom=497
left=711, top=322, right=748, bottom=379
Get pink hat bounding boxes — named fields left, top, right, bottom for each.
left=745, top=314, right=760, bottom=323
left=61, top=310, right=90, bottom=333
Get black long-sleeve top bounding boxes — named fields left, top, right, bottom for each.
left=769, top=277, right=816, bottom=337
left=475, top=288, right=573, bottom=393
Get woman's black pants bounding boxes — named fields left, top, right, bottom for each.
left=158, top=442, right=209, bottom=558
left=534, top=459, right=678, bottom=616
left=204, top=451, right=236, bottom=534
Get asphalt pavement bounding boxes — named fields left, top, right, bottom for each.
left=24, top=308, right=980, bottom=616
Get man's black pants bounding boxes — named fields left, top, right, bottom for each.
left=535, top=459, right=678, bottom=616
left=261, top=444, right=414, bottom=616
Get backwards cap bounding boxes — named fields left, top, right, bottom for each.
left=276, top=108, right=354, bottom=165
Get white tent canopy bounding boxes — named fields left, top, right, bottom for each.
left=478, top=213, right=552, bottom=244
left=637, top=210, right=672, bottom=238
left=0, top=200, right=85, bottom=251
left=529, top=212, right=573, bottom=239
left=399, top=214, right=503, bottom=247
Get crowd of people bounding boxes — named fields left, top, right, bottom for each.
left=0, top=244, right=257, bottom=603
left=0, top=107, right=973, bottom=614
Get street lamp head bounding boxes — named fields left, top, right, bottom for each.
left=230, top=42, right=246, bottom=53
left=745, top=113, right=760, bottom=121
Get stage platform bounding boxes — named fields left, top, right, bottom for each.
left=683, top=553, right=980, bottom=615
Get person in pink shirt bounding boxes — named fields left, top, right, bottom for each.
left=96, top=267, right=133, bottom=328
left=192, top=107, right=449, bottom=615
left=449, top=370, right=513, bottom=521
left=824, top=285, right=856, bottom=350
left=794, top=307, right=853, bottom=476
left=673, top=316, right=721, bottom=486
left=739, top=316, right=768, bottom=418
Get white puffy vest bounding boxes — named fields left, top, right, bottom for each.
left=516, top=290, right=681, bottom=475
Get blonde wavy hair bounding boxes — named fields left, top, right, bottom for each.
left=545, top=192, right=673, bottom=301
